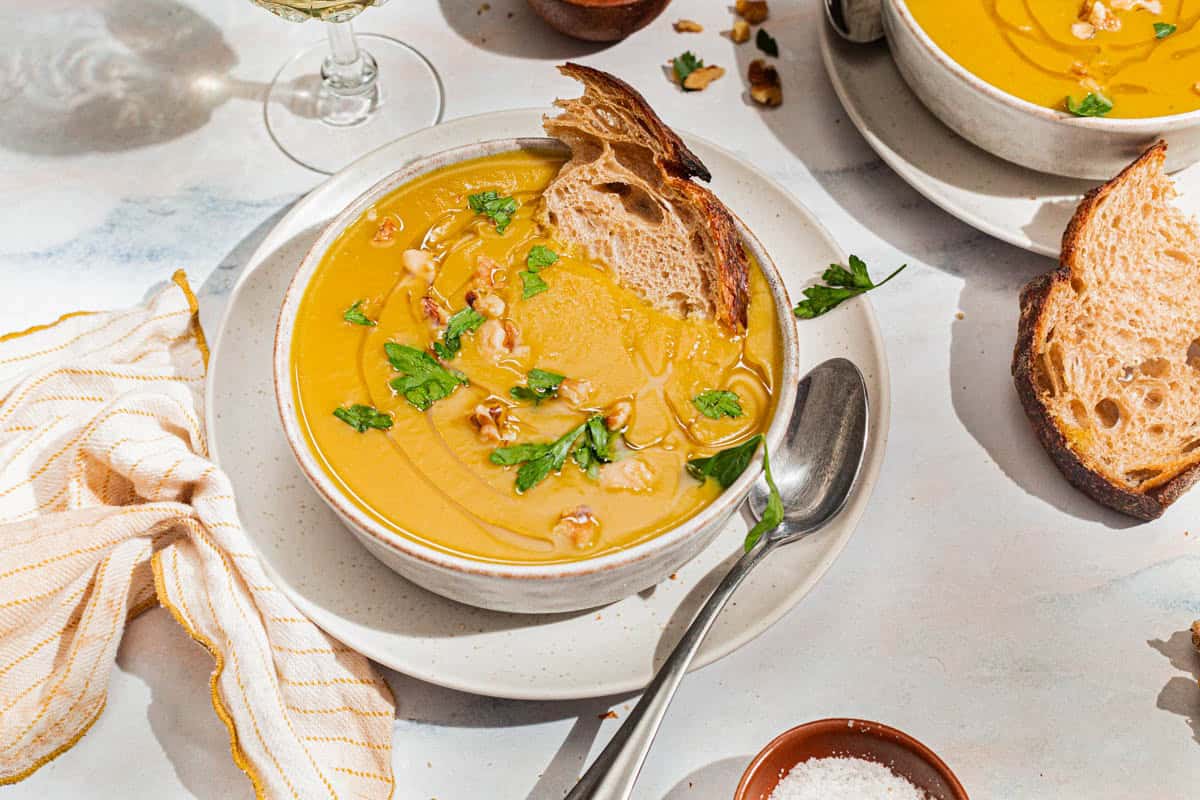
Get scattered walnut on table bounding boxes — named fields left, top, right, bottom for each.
left=683, top=66, right=725, bottom=92
left=735, top=0, right=769, bottom=24
left=748, top=59, right=783, bottom=107
left=729, top=19, right=751, bottom=43
left=674, top=19, right=703, bottom=33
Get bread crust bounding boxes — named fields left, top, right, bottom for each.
left=549, top=63, right=750, bottom=330
left=1011, top=141, right=1200, bottom=520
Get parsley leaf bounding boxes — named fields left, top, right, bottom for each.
left=573, top=416, right=616, bottom=478
left=492, top=421, right=588, bottom=493
left=342, top=299, right=376, bottom=327
left=468, top=191, right=518, bottom=233
left=743, top=442, right=783, bottom=551
left=432, top=307, right=485, bottom=360
left=693, top=389, right=743, bottom=420
left=1066, top=92, right=1113, bottom=117
left=384, top=342, right=468, bottom=411
left=520, top=270, right=549, bottom=298
left=527, top=245, right=559, bottom=270
left=755, top=28, right=779, bottom=57
left=509, top=368, right=565, bottom=405
left=332, top=404, right=393, bottom=432
left=793, top=255, right=906, bottom=319
left=687, top=434, right=762, bottom=488
left=1154, top=21, right=1176, bottom=38
left=673, top=51, right=704, bottom=86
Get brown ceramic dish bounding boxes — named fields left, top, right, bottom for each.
left=527, top=0, right=669, bottom=42
left=735, top=718, right=969, bottom=800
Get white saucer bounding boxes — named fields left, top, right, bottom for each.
left=819, top=22, right=1200, bottom=258
left=204, top=109, right=890, bottom=700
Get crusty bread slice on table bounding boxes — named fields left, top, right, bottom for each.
left=1013, top=142, right=1200, bottom=520
left=540, top=63, right=749, bottom=331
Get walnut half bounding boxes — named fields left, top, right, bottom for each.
left=684, top=66, right=726, bottom=92
left=736, top=0, right=769, bottom=24
left=553, top=505, right=600, bottom=549
left=749, top=59, right=783, bottom=107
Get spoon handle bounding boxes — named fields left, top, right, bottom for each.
left=565, top=540, right=775, bottom=800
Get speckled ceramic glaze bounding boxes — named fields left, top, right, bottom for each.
left=885, top=0, right=1200, bottom=179
left=272, top=137, right=802, bottom=615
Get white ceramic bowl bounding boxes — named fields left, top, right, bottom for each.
left=884, top=0, right=1200, bottom=179
left=273, top=137, right=800, bottom=614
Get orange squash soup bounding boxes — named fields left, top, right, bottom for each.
left=289, top=150, right=782, bottom=565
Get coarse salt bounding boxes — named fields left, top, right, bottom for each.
left=767, top=756, right=928, bottom=800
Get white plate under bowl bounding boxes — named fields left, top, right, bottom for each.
left=819, top=21, right=1200, bottom=258
left=205, top=108, right=891, bottom=700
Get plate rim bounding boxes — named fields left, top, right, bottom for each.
left=818, top=22, right=1060, bottom=258
left=204, top=107, right=892, bottom=699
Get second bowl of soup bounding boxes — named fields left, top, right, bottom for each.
left=274, top=138, right=799, bottom=613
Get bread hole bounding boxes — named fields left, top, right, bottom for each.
left=1117, top=366, right=1134, bottom=383
left=1139, top=357, right=1170, bottom=378
left=1182, top=438, right=1200, bottom=453
left=597, top=181, right=664, bottom=225
left=1070, top=399, right=1090, bottom=429
left=1070, top=276, right=1086, bottom=294
left=611, top=142, right=660, bottom=185
left=691, top=231, right=705, bottom=256
left=566, top=131, right=605, bottom=164
left=1149, top=424, right=1165, bottom=436
left=547, top=211, right=558, bottom=227
left=1111, top=215, right=1122, bottom=229
left=1141, top=201, right=1155, bottom=218
left=1126, top=468, right=1161, bottom=485
left=1163, top=248, right=1194, bottom=266
left=1188, top=338, right=1200, bottom=370
left=1094, top=398, right=1121, bottom=428
left=1144, top=389, right=1164, bottom=409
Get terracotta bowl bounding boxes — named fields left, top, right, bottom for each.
left=527, top=0, right=669, bottom=42
left=735, top=718, right=969, bottom=800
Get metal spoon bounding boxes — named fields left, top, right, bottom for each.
left=565, top=358, right=870, bottom=800
left=826, top=0, right=885, bottom=44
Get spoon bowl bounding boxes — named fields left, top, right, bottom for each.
left=825, top=0, right=885, bottom=44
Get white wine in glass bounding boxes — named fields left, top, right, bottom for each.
left=254, top=0, right=443, bottom=174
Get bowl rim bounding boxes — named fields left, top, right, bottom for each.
left=734, top=717, right=970, bottom=800
left=888, top=0, right=1200, bottom=129
left=271, top=135, right=801, bottom=581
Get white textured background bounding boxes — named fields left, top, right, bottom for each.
left=2, top=1, right=1199, bottom=797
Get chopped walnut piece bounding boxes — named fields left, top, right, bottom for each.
left=401, top=249, right=435, bottom=283
left=421, top=295, right=448, bottom=327
left=471, top=292, right=506, bottom=318
left=558, top=377, right=593, bottom=406
left=1071, top=21, right=1095, bottom=39
left=1193, top=82, right=1200, bottom=96
left=1111, top=0, right=1161, bottom=11
left=553, top=505, right=600, bottom=549
left=474, top=255, right=505, bottom=288
left=470, top=402, right=515, bottom=444
left=730, top=19, right=751, bottom=43
left=599, top=459, right=654, bottom=492
left=684, top=65, right=726, bottom=92
left=477, top=319, right=530, bottom=362
left=372, top=217, right=399, bottom=244
left=1084, top=1, right=1120, bottom=32
left=736, top=0, right=769, bottom=23
left=603, top=400, right=632, bottom=431
left=748, top=59, right=782, bottom=107
left=1192, top=620, right=1200, bottom=650
left=674, top=19, right=703, bottom=32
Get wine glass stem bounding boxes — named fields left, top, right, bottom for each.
left=322, top=20, right=376, bottom=97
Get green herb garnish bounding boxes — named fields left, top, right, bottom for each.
left=673, top=51, right=704, bottom=87
left=468, top=191, right=518, bottom=233
left=342, top=299, right=376, bottom=327
left=333, top=404, right=392, bottom=432
left=491, top=415, right=615, bottom=492
left=519, top=245, right=559, bottom=299
left=793, top=255, right=906, bottom=319
left=743, top=442, right=783, bottom=551
left=1066, top=92, right=1113, bottom=117
left=693, top=389, right=743, bottom=420
left=384, top=342, right=467, bottom=411
left=432, top=307, right=485, bottom=360
left=1154, top=21, right=1177, bottom=38
left=510, top=368, right=565, bottom=405
left=755, top=28, right=779, bottom=57
left=520, top=271, right=549, bottom=298
left=687, top=434, right=762, bottom=488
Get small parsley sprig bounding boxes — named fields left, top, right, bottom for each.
left=520, top=245, right=558, bottom=299
left=342, top=299, right=376, bottom=326
left=490, top=415, right=615, bottom=493
left=332, top=404, right=392, bottom=432
left=693, top=389, right=743, bottom=419
left=743, top=443, right=782, bottom=551
left=468, top=191, right=518, bottom=233
left=1154, top=21, right=1176, bottom=39
left=793, top=255, right=906, bottom=319
left=432, top=307, right=485, bottom=361
left=1066, top=92, right=1113, bottom=117
left=510, top=368, right=565, bottom=405
left=686, top=434, right=782, bottom=551
left=673, top=51, right=704, bottom=86
left=384, top=342, right=467, bottom=411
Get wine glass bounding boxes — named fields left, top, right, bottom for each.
left=253, top=0, right=443, bottom=174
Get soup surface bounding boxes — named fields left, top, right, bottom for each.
left=290, top=150, right=783, bottom=565
left=906, top=0, right=1200, bottom=118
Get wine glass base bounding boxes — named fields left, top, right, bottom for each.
left=265, top=33, right=444, bottom=175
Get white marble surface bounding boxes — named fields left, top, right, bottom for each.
left=2, top=1, right=1199, bottom=798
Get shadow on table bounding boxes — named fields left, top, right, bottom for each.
left=1148, top=629, right=1200, bottom=747
left=661, top=755, right=755, bottom=799
left=436, top=0, right=610, bottom=60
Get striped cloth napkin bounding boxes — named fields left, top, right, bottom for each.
left=0, top=273, right=395, bottom=797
